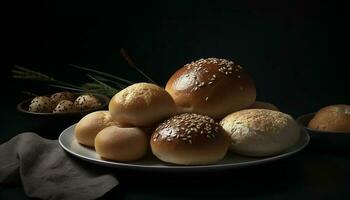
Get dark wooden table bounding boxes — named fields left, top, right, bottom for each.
left=1, top=106, right=349, bottom=200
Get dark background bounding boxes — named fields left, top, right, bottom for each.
left=1, top=1, right=349, bottom=199
left=5, top=0, right=348, bottom=116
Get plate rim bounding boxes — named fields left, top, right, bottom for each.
left=59, top=124, right=310, bottom=171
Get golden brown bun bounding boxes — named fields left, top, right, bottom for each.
left=95, top=126, right=148, bottom=161
left=247, top=101, right=279, bottom=111
left=165, top=58, right=256, bottom=119
left=74, top=111, right=119, bottom=147
left=308, top=104, right=350, bottom=132
left=109, top=83, right=177, bottom=127
left=220, top=109, right=300, bottom=157
left=151, top=113, right=229, bottom=165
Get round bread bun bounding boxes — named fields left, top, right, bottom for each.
left=308, top=104, right=350, bottom=132
left=165, top=58, right=256, bottom=119
left=220, top=109, right=300, bottom=157
left=109, top=82, right=177, bottom=127
left=74, top=111, right=119, bottom=147
left=247, top=101, right=279, bottom=111
left=150, top=113, right=229, bottom=165
left=95, top=126, right=148, bottom=161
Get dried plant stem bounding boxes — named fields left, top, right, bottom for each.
left=120, top=48, right=156, bottom=84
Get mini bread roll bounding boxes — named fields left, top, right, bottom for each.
left=220, top=109, right=300, bottom=157
left=151, top=113, right=229, bottom=165
left=109, top=83, right=177, bottom=127
left=308, top=104, right=350, bottom=132
left=95, top=126, right=148, bottom=161
left=74, top=111, right=119, bottom=147
left=247, top=101, right=279, bottom=111
left=166, top=58, right=256, bottom=119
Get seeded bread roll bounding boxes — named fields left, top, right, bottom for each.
left=74, top=111, right=119, bottom=147
left=308, top=104, right=350, bottom=132
left=109, top=83, right=177, bottom=127
left=95, top=126, right=148, bottom=161
left=151, top=113, right=229, bottom=165
left=220, top=109, right=300, bottom=157
left=247, top=101, right=279, bottom=111
left=166, top=58, right=256, bottom=119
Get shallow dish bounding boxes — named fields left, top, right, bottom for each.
left=297, top=113, right=350, bottom=152
left=17, top=93, right=110, bottom=138
left=59, top=124, right=309, bottom=172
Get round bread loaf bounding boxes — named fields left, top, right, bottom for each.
left=151, top=113, right=229, bottom=165
left=95, top=126, right=148, bottom=161
left=247, top=101, right=279, bottom=111
left=308, top=104, right=350, bottom=132
left=165, top=58, right=256, bottom=119
left=109, top=82, right=177, bottom=127
left=220, top=109, right=300, bottom=157
left=74, top=111, right=119, bottom=147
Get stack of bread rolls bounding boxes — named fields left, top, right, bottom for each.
left=74, top=57, right=300, bottom=165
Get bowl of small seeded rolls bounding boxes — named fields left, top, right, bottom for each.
left=17, top=91, right=110, bottom=138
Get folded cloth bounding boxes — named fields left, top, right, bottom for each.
left=0, top=132, right=119, bottom=200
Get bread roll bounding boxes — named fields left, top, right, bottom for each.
left=220, top=109, right=300, bottom=157
left=247, top=101, right=279, bottom=111
left=166, top=58, right=256, bottom=119
left=74, top=111, right=119, bottom=147
left=151, top=113, right=229, bottom=165
left=109, top=82, right=177, bottom=127
left=308, top=104, right=350, bottom=132
left=95, top=126, right=148, bottom=161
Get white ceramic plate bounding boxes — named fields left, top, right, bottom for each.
left=59, top=124, right=309, bottom=172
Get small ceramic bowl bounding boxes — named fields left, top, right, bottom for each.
left=297, top=113, right=350, bottom=153
left=17, top=93, right=110, bottom=139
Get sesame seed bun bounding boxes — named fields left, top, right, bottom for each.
left=247, top=101, right=279, bottom=111
left=308, top=104, right=350, bottom=132
left=150, top=113, right=229, bottom=165
left=109, top=83, right=177, bottom=127
left=95, top=126, right=148, bottom=162
left=74, top=111, right=119, bottom=147
left=220, top=109, right=300, bottom=157
left=165, top=58, right=256, bottom=119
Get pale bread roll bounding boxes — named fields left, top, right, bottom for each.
left=95, top=126, right=148, bottom=161
left=74, top=111, right=119, bottom=147
left=220, top=109, right=300, bottom=157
